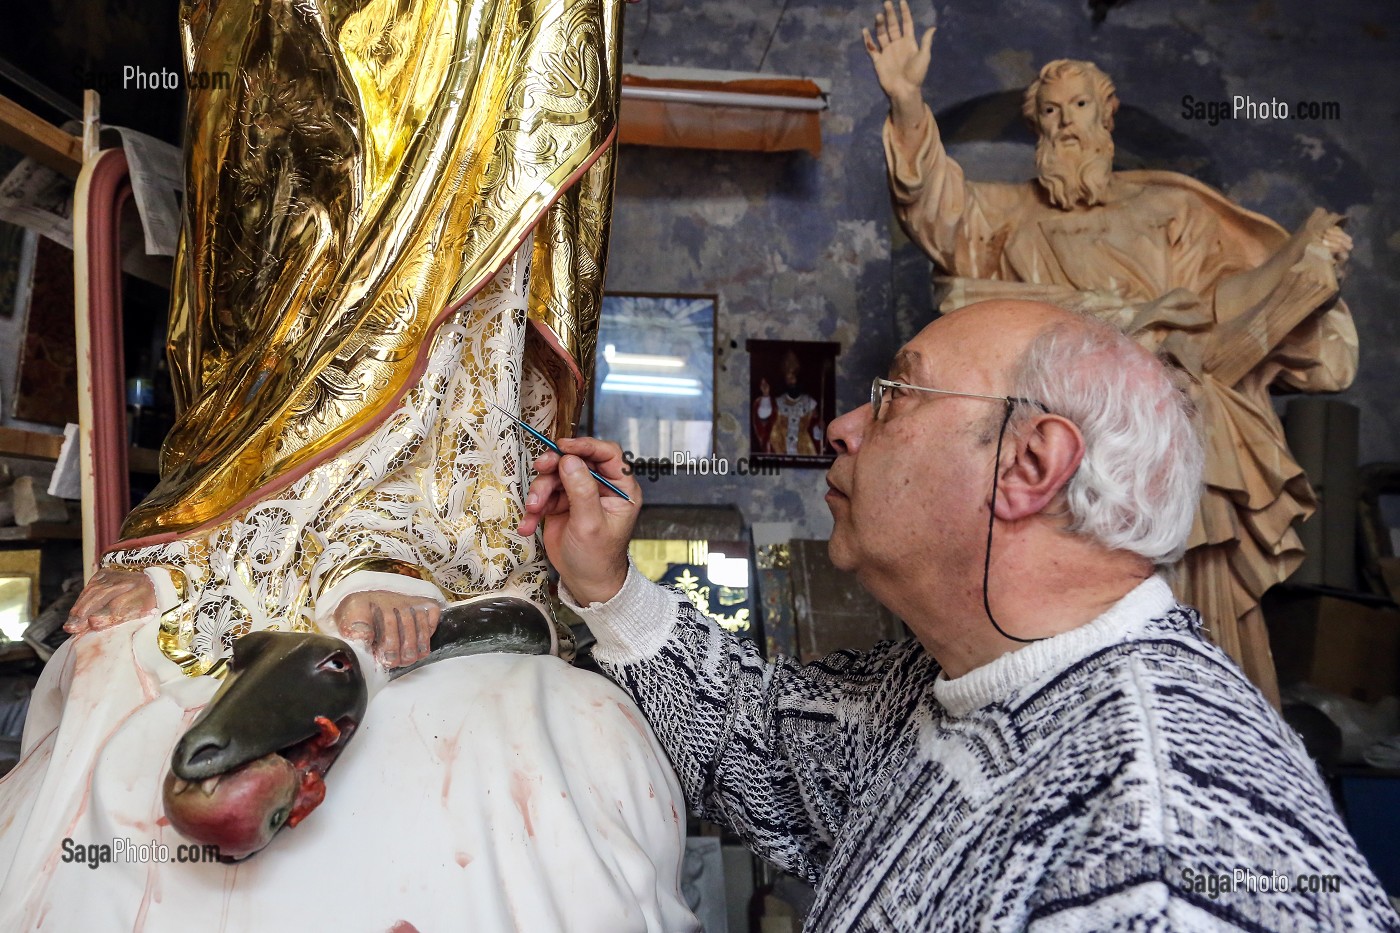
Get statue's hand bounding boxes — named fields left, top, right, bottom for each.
left=1214, top=208, right=1348, bottom=336
left=334, top=590, right=441, bottom=668
left=1316, top=223, right=1352, bottom=268
left=517, top=436, right=640, bottom=606
left=64, top=568, right=156, bottom=634
left=1294, top=210, right=1351, bottom=284
left=862, top=0, right=935, bottom=111
left=1278, top=208, right=1347, bottom=271
left=1301, top=208, right=1350, bottom=259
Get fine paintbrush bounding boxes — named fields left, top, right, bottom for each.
left=490, top=402, right=632, bottom=502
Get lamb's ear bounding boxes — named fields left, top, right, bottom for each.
left=230, top=630, right=277, bottom=670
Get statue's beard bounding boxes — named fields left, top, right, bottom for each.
left=1035, top=125, right=1115, bottom=210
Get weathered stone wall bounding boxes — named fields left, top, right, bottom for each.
left=608, top=0, right=1399, bottom=537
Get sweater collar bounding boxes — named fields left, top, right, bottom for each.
left=932, top=575, right=1177, bottom=717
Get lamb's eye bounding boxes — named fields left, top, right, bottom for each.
left=318, top=651, right=351, bottom=673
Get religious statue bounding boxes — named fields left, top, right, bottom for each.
left=0, top=0, right=697, bottom=928
left=864, top=1, right=1358, bottom=705
left=753, top=349, right=826, bottom=456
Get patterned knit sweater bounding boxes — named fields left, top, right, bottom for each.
left=570, top=570, right=1400, bottom=932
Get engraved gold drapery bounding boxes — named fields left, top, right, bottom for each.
left=111, top=245, right=567, bottom=675
left=121, top=0, right=621, bottom=543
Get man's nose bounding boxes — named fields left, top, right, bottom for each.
left=827, top=405, right=869, bottom=456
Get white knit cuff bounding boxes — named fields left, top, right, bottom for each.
left=562, top=564, right=681, bottom=665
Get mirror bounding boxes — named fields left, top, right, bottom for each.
left=590, top=293, right=716, bottom=462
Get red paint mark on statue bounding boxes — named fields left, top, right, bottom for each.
left=438, top=724, right=465, bottom=804
left=440, top=754, right=455, bottom=806
left=509, top=770, right=536, bottom=837
left=72, top=641, right=99, bottom=679
left=134, top=865, right=160, bottom=929
left=616, top=701, right=647, bottom=739
left=455, top=851, right=473, bottom=868
left=388, top=921, right=422, bottom=933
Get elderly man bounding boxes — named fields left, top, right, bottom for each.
left=863, top=1, right=1358, bottom=707
left=519, top=300, right=1397, bottom=931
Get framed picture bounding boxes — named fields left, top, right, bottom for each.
left=0, top=549, right=41, bottom=644
left=589, top=293, right=716, bottom=462
left=629, top=537, right=756, bottom=639
left=746, top=339, right=839, bottom=467
left=13, top=235, right=79, bottom=425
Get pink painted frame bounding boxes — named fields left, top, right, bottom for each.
left=75, top=148, right=134, bottom=566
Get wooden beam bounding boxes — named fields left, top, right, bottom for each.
left=83, top=90, right=100, bottom=164
left=0, top=93, right=83, bottom=178
left=0, top=426, right=64, bottom=461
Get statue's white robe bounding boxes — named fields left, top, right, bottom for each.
left=0, top=613, right=696, bottom=931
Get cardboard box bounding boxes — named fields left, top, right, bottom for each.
left=1265, top=592, right=1400, bottom=703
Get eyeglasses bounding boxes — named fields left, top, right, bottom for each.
left=870, top=377, right=1049, bottom=421
left=868, top=376, right=1051, bottom=646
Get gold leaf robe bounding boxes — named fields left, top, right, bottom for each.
left=106, top=0, right=624, bottom=675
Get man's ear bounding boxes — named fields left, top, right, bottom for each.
left=993, top=415, right=1084, bottom=521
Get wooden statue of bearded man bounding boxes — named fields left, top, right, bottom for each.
left=865, top=1, right=1357, bottom=706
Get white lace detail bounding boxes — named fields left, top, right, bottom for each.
left=107, top=245, right=558, bottom=671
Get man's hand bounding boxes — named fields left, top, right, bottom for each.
left=65, top=568, right=157, bottom=634
left=334, top=591, right=442, bottom=668
left=516, top=437, right=641, bottom=606
left=863, top=0, right=935, bottom=121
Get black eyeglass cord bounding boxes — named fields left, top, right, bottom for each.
left=983, top=400, right=1044, bottom=644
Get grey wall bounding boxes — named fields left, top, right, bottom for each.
left=606, top=0, right=1400, bottom=538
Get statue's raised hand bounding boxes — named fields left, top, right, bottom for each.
left=65, top=567, right=156, bottom=634
left=863, top=0, right=935, bottom=110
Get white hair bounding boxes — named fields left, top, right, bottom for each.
left=1003, top=314, right=1204, bottom=566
